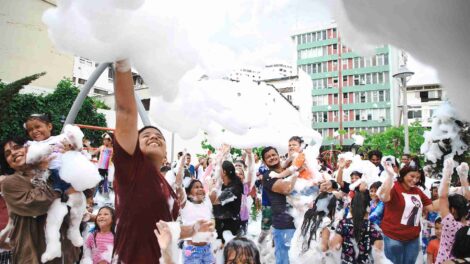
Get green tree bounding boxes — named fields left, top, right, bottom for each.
left=359, top=122, right=427, bottom=158
left=0, top=76, right=107, bottom=145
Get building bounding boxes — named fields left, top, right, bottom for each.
left=405, top=83, right=444, bottom=128
left=72, top=56, right=150, bottom=109
left=0, top=0, right=74, bottom=88
left=292, top=23, right=400, bottom=145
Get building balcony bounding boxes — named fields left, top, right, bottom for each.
left=297, top=38, right=338, bottom=50
left=312, top=87, right=339, bottom=96
left=298, top=54, right=338, bottom=65
left=342, top=65, right=390, bottom=76
left=342, top=101, right=391, bottom=110
left=342, top=83, right=390, bottom=93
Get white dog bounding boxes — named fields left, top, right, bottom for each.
left=26, top=125, right=101, bottom=263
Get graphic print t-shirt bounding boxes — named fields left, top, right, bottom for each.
left=381, top=181, right=432, bottom=241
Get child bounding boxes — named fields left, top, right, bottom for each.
left=300, top=180, right=339, bottom=253
left=24, top=113, right=73, bottom=196
left=92, top=133, right=113, bottom=196
left=82, top=206, right=115, bottom=264
left=180, top=180, right=215, bottom=263
left=270, top=136, right=311, bottom=180
left=330, top=191, right=384, bottom=264
left=427, top=217, right=442, bottom=264
left=368, top=181, right=384, bottom=227
left=224, top=237, right=260, bottom=264
left=25, top=114, right=88, bottom=262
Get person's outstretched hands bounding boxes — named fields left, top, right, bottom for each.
left=443, top=158, right=454, bottom=179
left=154, top=221, right=172, bottom=251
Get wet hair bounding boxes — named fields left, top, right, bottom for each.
left=0, top=137, right=28, bottom=175
left=289, top=136, right=304, bottom=145
left=350, top=171, right=363, bottom=179
left=368, top=150, right=383, bottom=160
left=261, top=146, right=278, bottom=162
left=160, top=165, right=171, bottom=174
left=451, top=226, right=470, bottom=258
left=300, top=192, right=337, bottom=251
left=398, top=165, right=426, bottom=189
left=224, top=237, right=260, bottom=264
left=370, top=181, right=382, bottom=191
left=177, top=152, right=183, bottom=158
left=448, top=194, right=469, bottom=221
left=234, top=159, right=246, bottom=168
left=93, top=206, right=116, bottom=246
left=330, top=179, right=339, bottom=190
left=185, top=153, right=191, bottom=157
left=222, top=161, right=242, bottom=186
left=434, top=217, right=442, bottom=225
left=350, top=191, right=371, bottom=242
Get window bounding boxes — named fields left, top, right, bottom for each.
left=372, top=91, right=379, bottom=102
left=322, top=30, right=326, bottom=40
left=333, top=44, right=338, bottom=50
left=342, top=59, right=348, bottom=70
left=354, top=75, right=360, bottom=85
left=78, top=78, right=86, bottom=84
left=384, top=53, right=389, bottom=65
left=343, top=75, right=348, bottom=82
left=360, top=92, right=366, bottom=103
left=354, top=57, right=360, bottom=69
left=378, top=90, right=385, bottom=101
left=377, top=54, right=384, bottom=66
left=408, top=110, right=422, bottom=119
left=378, top=72, right=384, bottom=83
left=343, top=110, right=349, bottom=120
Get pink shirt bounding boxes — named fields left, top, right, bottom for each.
left=85, top=232, right=114, bottom=264
left=436, top=214, right=465, bottom=264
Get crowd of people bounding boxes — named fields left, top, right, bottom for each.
left=0, top=61, right=469, bottom=264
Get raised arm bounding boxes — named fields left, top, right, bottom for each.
left=438, top=159, right=454, bottom=218
left=457, top=162, right=470, bottom=200
left=336, top=158, right=346, bottom=188
left=114, top=60, right=138, bottom=155
left=245, top=149, right=255, bottom=188
left=378, top=162, right=395, bottom=203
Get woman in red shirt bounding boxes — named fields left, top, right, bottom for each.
left=378, top=162, right=435, bottom=264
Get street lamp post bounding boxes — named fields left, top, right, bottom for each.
left=393, top=64, right=414, bottom=154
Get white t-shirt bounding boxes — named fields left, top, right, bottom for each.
left=27, top=135, right=65, bottom=170
left=180, top=198, right=213, bottom=226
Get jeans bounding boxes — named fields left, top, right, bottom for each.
left=49, top=169, right=71, bottom=192
left=183, top=244, right=214, bottom=264
left=383, top=234, right=420, bottom=264
left=272, top=228, right=295, bottom=264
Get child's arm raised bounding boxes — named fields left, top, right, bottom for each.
left=114, top=60, right=138, bottom=155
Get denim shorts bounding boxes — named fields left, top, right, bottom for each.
left=183, top=244, right=215, bottom=264
left=49, top=169, right=72, bottom=192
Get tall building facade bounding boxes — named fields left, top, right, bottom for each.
left=0, top=0, right=73, bottom=88
left=292, top=23, right=399, bottom=145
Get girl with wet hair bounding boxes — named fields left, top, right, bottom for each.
left=445, top=226, right=470, bottom=263
left=300, top=190, right=338, bottom=252
left=330, top=191, right=384, bottom=264
left=436, top=160, right=470, bottom=264
left=210, top=160, right=243, bottom=243
left=224, top=237, right=260, bottom=264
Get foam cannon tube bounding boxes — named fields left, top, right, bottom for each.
left=62, top=62, right=151, bottom=131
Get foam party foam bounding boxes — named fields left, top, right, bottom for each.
left=332, top=0, right=470, bottom=120
left=42, top=0, right=324, bottom=151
